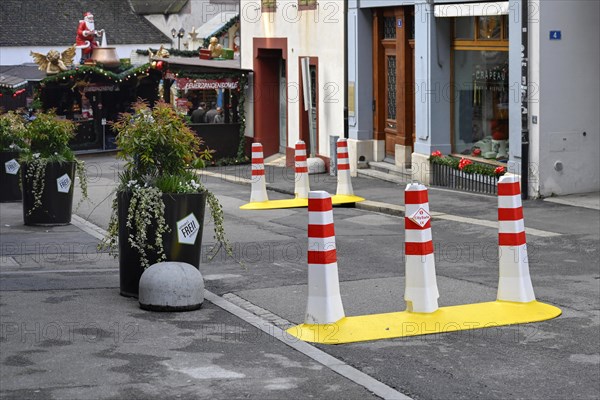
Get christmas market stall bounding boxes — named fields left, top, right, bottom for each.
left=36, top=63, right=162, bottom=151
left=0, top=65, right=45, bottom=112
left=152, top=55, right=249, bottom=161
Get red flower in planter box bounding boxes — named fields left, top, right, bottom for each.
left=458, top=158, right=472, bottom=170
left=494, top=166, right=506, bottom=175
left=431, top=150, right=442, bottom=158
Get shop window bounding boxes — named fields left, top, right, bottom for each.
left=452, top=16, right=509, bottom=162
left=478, top=16, right=502, bottom=40
left=298, top=0, right=317, bottom=11
left=453, top=50, right=509, bottom=160
left=453, top=16, right=508, bottom=44
left=455, top=17, right=474, bottom=40
left=262, top=0, right=276, bottom=12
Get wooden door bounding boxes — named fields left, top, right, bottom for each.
left=373, top=7, right=415, bottom=160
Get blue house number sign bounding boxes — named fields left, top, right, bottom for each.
left=550, top=31, right=561, bottom=40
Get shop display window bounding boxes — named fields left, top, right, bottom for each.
left=455, top=16, right=474, bottom=40
left=453, top=50, right=508, bottom=160
left=452, top=16, right=509, bottom=163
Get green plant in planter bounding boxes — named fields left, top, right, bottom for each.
left=0, top=110, right=28, bottom=151
left=0, top=110, right=30, bottom=202
left=100, top=100, right=233, bottom=269
left=19, top=109, right=88, bottom=215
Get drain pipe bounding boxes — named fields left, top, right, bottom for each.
left=520, top=0, right=529, bottom=200
left=344, top=0, right=349, bottom=139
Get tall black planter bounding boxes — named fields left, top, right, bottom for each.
left=118, top=191, right=207, bottom=298
left=0, top=151, right=22, bottom=202
left=21, top=161, right=76, bottom=226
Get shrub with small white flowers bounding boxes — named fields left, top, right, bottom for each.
left=19, top=109, right=88, bottom=216
left=100, top=100, right=234, bottom=269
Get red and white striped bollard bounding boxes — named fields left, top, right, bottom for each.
left=305, top=191, right=345, bottom=324
left=295, top=140, right=310, bottom=199
left=250, top=143, right=269, bottom=203
left=404, top=182, right=439, bottom=313
left=497, top=175, right=535, bottom=302
left=336, top=138, right=353, bottom=196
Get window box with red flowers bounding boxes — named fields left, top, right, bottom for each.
left=429, top=151, right=506, bottom=195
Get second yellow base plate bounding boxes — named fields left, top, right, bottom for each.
left=285, top=300, right=561, bottom=344
left=240, top=195, right=365, bottom=210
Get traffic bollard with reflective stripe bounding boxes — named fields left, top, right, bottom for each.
left=404, top=182, right=439, bottom=313
left=497, top=175, right=535, bottom=302
left=250, top=143, right=269, bottom=203
left=295, top=140, right=310, bottom=199
left=335, top=138, right=354, bottom=196
left=305, top=191, right=345, bottom=325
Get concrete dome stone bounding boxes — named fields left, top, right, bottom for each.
left=138, top=262, right=204, bottom=311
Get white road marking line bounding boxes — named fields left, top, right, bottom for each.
left=196, top=170, right=252, bottom=185
left=359, top=201, right=560, bottom=238
left=206, top=291, right=411, bottom=400
left=70, top=213, right=411, bottom=400
left=434, top=213, right=560, bottom=238
left=0, top=268, right=118, bottom=275
left=71, top=214, right=107, bottom=241
left=193, top=173, right=564, bottom=238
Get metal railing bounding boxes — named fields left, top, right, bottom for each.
left=431, top=162, right=499, bottom=195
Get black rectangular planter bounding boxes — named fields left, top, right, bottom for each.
left=117, top=191, right=207, bottom=298
left=21, top=161, right=75, bottom=225
left=0, top=151, right=22, bottom=202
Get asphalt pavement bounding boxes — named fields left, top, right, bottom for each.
left=1, top=153, right=599, bottom=400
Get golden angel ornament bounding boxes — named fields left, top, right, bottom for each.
left=31, top=46, right=76, bottom=75
left=148, top=45, right=170, bottom=61
left=208, top=37, right=223, bottom=59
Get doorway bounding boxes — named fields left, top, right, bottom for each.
left=373, top=7, right=415, bottom=164
left=299, top=57, right=319, bottom=156
left=253, top=38, right=288, bottom=158
left=279, top=58, right=287, bottom=154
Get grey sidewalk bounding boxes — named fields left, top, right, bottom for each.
left=200, top=160, right=600, bottom=237
left=1, top=153, right=599, bottom=400
left=0, top=155, right=404, bottom=400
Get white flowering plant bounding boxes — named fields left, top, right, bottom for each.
left=0, top=110, right=28, bottom=152
left=100, top=100, right=233, bottom=268
left=18, top=109, right=88, bottom=214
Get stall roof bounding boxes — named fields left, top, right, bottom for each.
left=0, top=64, right=46, bottom=83
left=0, top=74, right=27, bottom=89
left=195, top=13, right=239, bottom=40
left=156, top=56, right=249, bottom=74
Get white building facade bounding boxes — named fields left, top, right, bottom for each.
left=348, top=0, right=599, bottom=197
left=240, top=0, right=345, bottom=164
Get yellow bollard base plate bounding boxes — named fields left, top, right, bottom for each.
left=240, top=198, right=308, bottom=210
left=240, top=195, right=365, bottom=210
left=331, top=194, right=365, bottom=205
left=285, top=300, right=561, bottom=344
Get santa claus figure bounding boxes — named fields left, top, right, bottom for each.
left=76, top=12, right=102, bottom=62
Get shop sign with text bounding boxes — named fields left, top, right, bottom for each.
left=83, top=84, right=120, bottom=93
left=176, top=78, right=238, bottom=91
